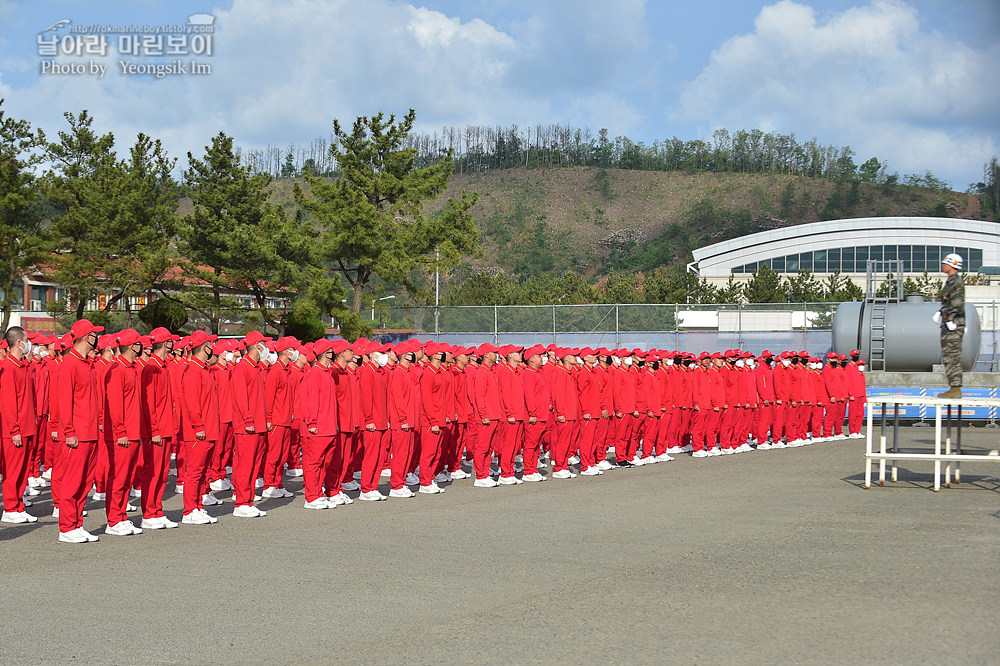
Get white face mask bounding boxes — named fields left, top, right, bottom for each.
left=622, top=357, right=633, bottom=367
left=288, top=349, right=300, bottom=363
left=781, top=359, right=791, bottom=367
left=372, top=352, right=388, bottom=367
left=267, top=351, right=278, bottom=365
left=858, top=366, right=865, bottom=373
left=255, top=342, right=267, bottom=359
left=19, top=340, right=32, bottom=356
left=746, top=359, right=755, bottom=369
left=540, top=356, right=548, bottom=365
left=665, top=359, right=673, bottom=366
left=735, top=359, right=745, bottom=368
left=612, top=357, right=621, bottom=366
left=224, top=351, right=234, bottom=363
left=39, top=349, right=49, bottom=358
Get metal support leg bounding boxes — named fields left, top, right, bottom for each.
left=955, top=404, right=962, bottom=484
left=879, top=406, right=887, bottom=486
left=944, top=405, right=952, bottom=488
left=934, top=404, right=942, bottom=492
left=864, top=405, right=874, bottom=489
left=891, top=402, right=900, bottom=483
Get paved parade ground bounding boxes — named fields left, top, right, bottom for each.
left=1, top=431, right=998, bottom=665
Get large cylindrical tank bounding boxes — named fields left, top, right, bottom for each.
left=832, top=296, right=981, bottom=371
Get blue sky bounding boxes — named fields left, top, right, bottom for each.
left=1, top=0, right=998, bottom=188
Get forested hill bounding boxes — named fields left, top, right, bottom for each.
left=269, top=165, right=985, bottom=283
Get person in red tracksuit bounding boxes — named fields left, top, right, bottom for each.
left=595, top=352, right=615, bottom=468
left=637, top=355, right=662, bottom=462
left=179, top=331, right=221, bottom=525
left=90, top=336, right=116, bottom=501
left=28, top=337, right=51, bottom=489
left=574, top=349, right=603, bottom=475
left=771, top=353, right=793, bottom=447
left=667, top=355, right=692, bottom=453
left=808, top=358, right=828, bottom=439
left=783, top=353, right=803, bottom=444
left=167, top=344, right=188, bottom=494
left=209, top=340, right=235, bottom=493
left=719, top=352, right=742, bottom=452
left=297, top=339, right=339, bottom=509
left=846, top=358, right=867, bottom=437
left=823, top=354, right=847, bottom=438
left=46, top=338, right=67, bottom=507
left=460, top=351, right=480, bottom=471
left=652, top=355, right=673, bottom=462
left=387, top=342, right=418, bottom=498
left=520, top=345, right=549, bottom=482
left=102, top=329, right=146, bottom=536
left=738, top=353, right=757, bottom=450
left=417, top=343, right=448, bottom=494
left=445, top=348, right=473, bottom=481
left=286, top=348, right=308, bottom=477
left=327, top=340, right=357, bottom=506
left=54, top=319, right=104, bottom=543
left=549, top=349, right=580, bottom=479
left=706, top=353, right=726, bottom=451
left=689, top=353, right=713, bottom=456
left=754, top=352, right=775, bottom=448
left=494, top=347, right=527, bottom=484
left=229, top=331, right=271, bottom=518
left=471, top=344, right=502, bottom=487
left=612, top=352, right=638, bottom=467
left=357, top=342, right=390, bottom=501
left=139, top=329, right=178, bottom=529
left=262, top=336, right=297, bottom=500
left=1, top=327, right=38, bottom=525
left=796, top=355, right=816, bottom=444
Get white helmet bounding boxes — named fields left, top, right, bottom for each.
left=942, top=253, right=963, bottom=271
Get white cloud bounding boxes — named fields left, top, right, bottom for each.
left=677, top=0, right=1000, bottom=187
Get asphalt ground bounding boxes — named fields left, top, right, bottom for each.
left=1, top=429, right=998, bottom=665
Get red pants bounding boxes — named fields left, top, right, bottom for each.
left=140, top=438, right=172, bottom=519
left=576, top=418, right=597, bottom=469
left=181, top=439, right=215, bottom=515
left=418, top=427, right=443, bottom=487
left=474, top=421, right=499, bottom=480
left=55, top=439, right=97, bottom=533
left=552, top=420, right=576, bottom=472
left=210, top=422, right=234, bottom=483
left=755, top=404, right=773, bottom=442
left=325, top=431, right=353, bottom=498
left=595, top=418, right=611, bottom=461
left=91, top=435, right=109, bottom=494
left=810, top=406, right=824, bottom=437
left=522, top=421, right=545, bottom=474
left=287, top=421, right=302, bottom=470
left=340, top=431, right=361, bottom=486
left=614, top=416, right=633, bottom=461
left=263, top=424, right=291, bottom=489
left=232, top=431, right=264, bottom=507
left=389, top=429, right=414, bottom=490
left=848, top=398, right=866, bottom=434
left=655, top=411, right=671, bottom=455
left=302, top=434, right=335, bottom=502
left=105, top=439, right=141, bottom=525
left=360, top=429, right=389, bottom=493
left=30, top=417, right=47, bottom=477
left=496, top=420, right=522, bottom=478
left=691, top=409, right=713, bottom=451
left=824, top=401, right=845, bottom=436
left=1, top=435, right=32, bottom=513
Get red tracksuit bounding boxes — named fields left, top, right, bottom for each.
left=230, top=356, right=267, bottom=507
left=823, top=365, right=846, bottom=436
left=388, top=362, right=417, bottom=490
left=754, top=363, right=775, bottom=443
left=575, top=364, right=601, bottom=469
left=639, top=367, right=662, bottom=456
left=496, top=362, right=527, bottom=479
left=472, top=362, right=502, bottom=480
left=550, top=365, right=579, bottom=472
left=418, top=363, right=448, bottom=487
left=521, top=365, right=550, bottom=475
left=596, top=364, right=615, bottom=461
left=103, top=356, right=143, bottom=526
left=810, top=369, right=828, bottom=437
left=357, top=361, right=390, bottom=493
left=140, top=353, right=175, bottom=520
left=1, top=354, right=36, bottom=514
left=846, top=363, right=867, bottom=435
left=91, top=356, right=114, bottom=495
left=180, top=357, right=220, bottom=515
left=264, top=359, right=294, bottom=490
left=210, top=361, right=234, bottom=483
left=287, top=363, right=305, bottom=471
left=55, top=350, right=99, bottom=533
left=612, top=365, right=638, bottom=462
left=298, top=362, right=339, bottom=502
left=772, top=364, right=791, bottom=442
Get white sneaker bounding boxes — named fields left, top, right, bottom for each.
left=58, top=529, right=89, bottom=544
left=141, top=517, right=167, bottom=530
left=707, top=448, right=722, bottom=457
left=681, top=444, right=693, bottom=453
left=450, top=469, right=470, bottom=480
left=254, top=494, right=263, bottom=502
left=285, top=468, right=304, bottom=478
left=1, top=511, right=36, bottom=524
left=757, top=442, right=772, bottom=450
left=473, top=477, right=499, bottom=488
left=640, top=456, right=657, bottom=465
left=433, top=471, right=451, bottom=484
left=303, top=497, right=330, bottom=509
left=24, top=485, right=40, bottom=497
left=160, top=517, right=179, bottom=528
left=232, top=505, right=266, bottom=518
left=78, top=528, right=100, bottom=542
left=182, top=511, right=212, bottom=525
left=654, top=453, right=675, bottom=462
left=210, top=478, right=233, bottom=492
left=341, top=480, right=360, bottom=492
left=42, top=468, right=52, bottom=481
left=105, top=520, right=140, bottom=536
left=325, top=494, right=347, bottom=507
left=261, top=486, right=293, bottom=499
left=174, top=484, right=184, bottom=494
left=721, top=448, right=735, bottom=455
left=125, top=502, right=139, bottom=512
left=388, top=487, right=416, bottom=498
left=336, top=491, right=354, bottom=505
left=772, top=441, right=786, bottom=449
left=405, top=472, right=420, bottom=486
left=568, top=455, right=580, bottom=465
left=691, top=450, right=710, bottom=458
left=580, top=466, right=602, bottom=476
left=254, top=478, right=263, bottom=489
left=129, top=488, right=141, bottom=498
left=596, top=460, right=614, bottom=471
left=91, top=491, right=105, bottom=501
left=497, top=476, right=518, bottom=485
left=551, top=469, right=577, bottom=479
left=197, top=509, right=218, bottom=523
left=202, top=492, right=224, bottom=506
left=665, top=446, right=684, bottom=454
left=522, top=472, right=547, bottom=482
left=359, top=490, right=387, bottom=501
left=418, top=483, right=445, bottom=494
left=381, top=468, right=392, bottom=477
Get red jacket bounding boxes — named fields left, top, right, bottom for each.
left=708, top=366, right=726, bottom=408
left=387, top=363, right=417, bottom=429
left=597, top=365, right=614, bottom=414
left=472, top=363, right=502, bottom=421
left=496, top=362, right=528, bottom=421
left=742, top=367, right=758, bottom=407
left=521, top=366, right=551, bottom=422
left=773, top=364, right=791, bottom=402
left=755, top=363, right=775, bottom=402
left=141, top=354, right=176, bottom=440
left=639, top=368, right=661, bottom=414
left=0, top=354, right=36, bottom=438
left=811, top=370, right=829, bottom=405
left=288, top=363, right=304, bottom=423
left=419, top=363, right=448, bottom=428
left=452, top=365, right=471, bottom=424
left=575, top=364, right=602, bottom=417
left=167, top=357, right=186, bottom=436
left=723, top=365, right=742, bottom=406
left=212, top=362, right=234, bottom=424
left=612, top=366, right=636, bottom=413
left=181, top=357, right=220, bottom=442
left=551, top=365, right=580, bottom=421
left=845, top=363, right=866, bottom=399
left=299, top=363, right=339, bottom=437
left=230, top=356, right=267, bottom=432
left=264, top=359, right=294, bottom=426
left=33, top=356, right=50, bottom=418
left=104, top=356, right=142, bottom=441
left=692, top=366, right=711, bottom=408
left=330, top=363, right=357, bottom=432
left=357, top=361, right=389, bottom=430
left=823, top=365, right=846, bottom=401
left=56, top=350, right=99, bottom=442
left=799, top=367, right=816, bottom=404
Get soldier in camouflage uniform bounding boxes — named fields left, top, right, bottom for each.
left=936, top=253, right=965, bottom=399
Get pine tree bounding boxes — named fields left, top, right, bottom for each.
left=743, top=264, right=786, bottom=303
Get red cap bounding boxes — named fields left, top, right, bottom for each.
left=857, top=358, right=866, bottom=365
left=579, top=347, right=597, bottom=357
left=138, top=335, right=152, bottom=348
left=148, top=327, right=180, bottom=344
left=69, top=319, right=104, bottom=340
left=698, top=351, right=710, bottom=360
left=799, top=350, right=809, bottom=357
left=331, top=339, right=351, bottom=355
left=837, top=354, right=847, bottom=361
left=188, top=330, right=218, bottom=349
left=313, top=339, right=334, bottom=355
left=115, top=329, right=141, bottom=347
left=711, top=352, right=724, bottom=359
left=275, top=336, right=298, bottom=353
left=523, top=344, right=545, bottom=359
left=827, top=351, right=838, bottom=359
left=850, top=349, right=860, bottom=356
left=242, top=331, right=273, bottom=348
left=97, top=334, right=116, bottom=351
left=741, top=351, right=753, bottom=358
left=211, top=340, right=229, bottom=356
left=761, top=350, right=773, bottom=358
left=476, top=343, right=497, bottom=356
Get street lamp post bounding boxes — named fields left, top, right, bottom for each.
left=371, top=295, right=396, bottom=320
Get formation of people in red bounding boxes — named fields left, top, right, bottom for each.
left=0, top=320, right=867, bottom=543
